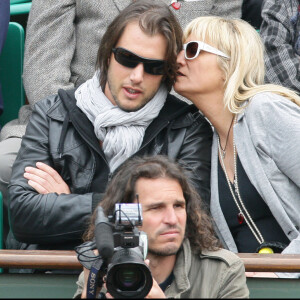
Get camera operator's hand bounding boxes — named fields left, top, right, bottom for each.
left=81, top=267, right=90, bottom=299
left=24, top=162, right=71, bottom=195
left=104, top=289, right=112, bottom=299
left=81, top=249, right=101, bottom=299
left=144, top=259, right=166, bottom=299
left=145, top=277, right=166, bottom=299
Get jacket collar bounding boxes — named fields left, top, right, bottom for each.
left=52, top=89, right=196, bottom=154
left=57, top=89, right=107, bottom=160
left=140, top=94, right=196, bottom=148
left=166, top=238, right=191, bottom=297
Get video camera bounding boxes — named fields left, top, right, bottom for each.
left=85, top=203, right=153, bottom=299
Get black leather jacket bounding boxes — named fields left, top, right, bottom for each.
left=8, top=89, right=212, bottom=250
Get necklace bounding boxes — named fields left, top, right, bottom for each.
left=218, top=115, right=265, bottom=246
left=217, top=115, right=235, bottom=159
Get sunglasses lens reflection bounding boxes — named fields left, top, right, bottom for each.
left=113, top=48, right=165, bottom=75
left=144, top=62, right=164, bottom=75
left=186, top=42, right=199, bottom=59
left=115, top=49, right=138, bottom=68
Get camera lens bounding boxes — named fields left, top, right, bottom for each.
left=114, top=265, right=144, bottom=291
left=106, top=248, right=153, bottom=298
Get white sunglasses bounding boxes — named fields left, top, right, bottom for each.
left=183, top=41, right=230, bottom=60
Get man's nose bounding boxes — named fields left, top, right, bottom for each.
left=163, top=207, right=177, bottom=225
left=129, top=62, right=144, bottom=84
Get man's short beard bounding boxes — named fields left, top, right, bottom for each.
left=147, top=244, right=181, bottom=257
left=106, top=72, right=157, bottom=112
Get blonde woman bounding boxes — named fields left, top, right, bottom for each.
left=174, top=16, right=300, bottom=278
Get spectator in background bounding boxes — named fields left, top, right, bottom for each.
left=0, top=0, right=10, bottom=123
left=260, top=0, right=300, bottom=93
left=242, top=0, right=263, bottom=30
left=0, top=0, right=242, bottom=248
left=175, top=15, right=300, bottom=278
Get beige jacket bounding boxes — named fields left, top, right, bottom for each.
left=73, top=239, right=249, bottom=298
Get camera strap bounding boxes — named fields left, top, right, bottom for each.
left=87, top=258, right=106, bottom=299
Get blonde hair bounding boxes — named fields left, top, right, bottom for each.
left=183, top=16, right=300, bottom=113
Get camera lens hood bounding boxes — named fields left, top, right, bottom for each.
left=106, top=248, right=153, bottom=298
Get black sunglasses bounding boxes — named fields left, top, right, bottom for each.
left=112, top=47, right=165, bottom=75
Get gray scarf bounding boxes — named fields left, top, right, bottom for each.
left=75, top=71, right=167, bottom=172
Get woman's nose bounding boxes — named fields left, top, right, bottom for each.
left=176, top=49, right=186, bottom=65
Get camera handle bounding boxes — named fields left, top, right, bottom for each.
left=87, top=258, right=107, bottom=299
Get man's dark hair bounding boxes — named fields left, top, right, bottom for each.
left=96, top=0, right=183, bottom=91
left=84, top=155, right=221, bottom=253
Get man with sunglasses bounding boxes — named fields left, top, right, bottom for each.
left=0, top=0, right=243, bottom=251
left=6, top=0, right=213, bottom=255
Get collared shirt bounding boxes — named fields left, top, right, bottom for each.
left=260, top=0, right=300, bottom=93
left=159, top=272, right=174, bottom=292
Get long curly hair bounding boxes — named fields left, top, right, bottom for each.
left=84, top=155, right=221, bottom=253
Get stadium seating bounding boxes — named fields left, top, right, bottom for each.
left=10, top=0, right=32, bottom=16
left=0, top=22, right=25, bottom=128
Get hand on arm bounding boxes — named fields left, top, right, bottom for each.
left=24, top=161, right=70, bottom=194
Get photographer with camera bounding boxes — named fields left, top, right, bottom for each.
left=74, top=155, right=249, bottom=298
